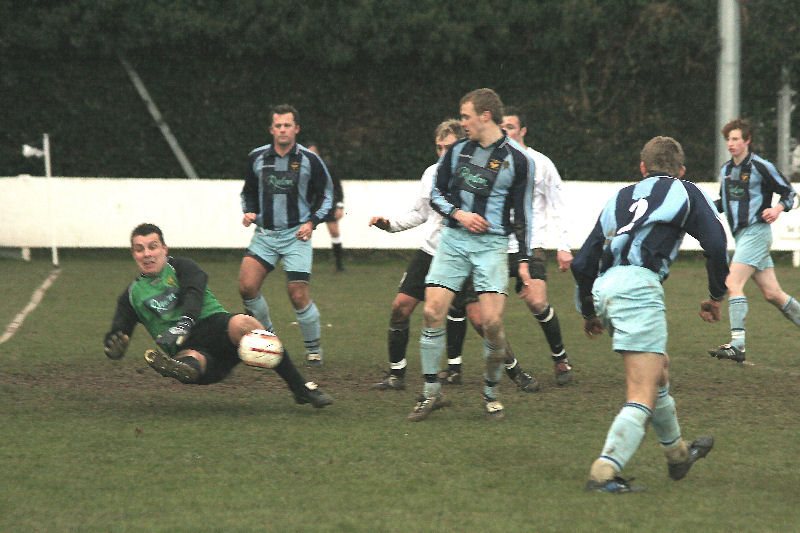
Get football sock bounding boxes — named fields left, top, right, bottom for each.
left=446, top=306, right=468, bottom=361
left=388, top=321, right=410, bottom=378
left=420, top=326, right=446, bottom=387
left=243, top=294, right=274, bottom=332
left=423, top=374, right=442, bottom=398
left=729, top=296, right=747, bottom=350
left=295, top=301, right=322, bottom=355
left=650, top=383, right=682, bottom=447
left=503, top=339, right=516, bottom=366
left=273, top=348, right=306, bottom=391
left=780, top=296, right=800, bottom=327
left=598, top=402, right=651, bottom=473
left=483, top=337, right=505, bottom=400
left=331, top=240, right=344, bottom=270
left=447, top=357, right=462, bottom=373
left=534, top=304, right=566, bottom=357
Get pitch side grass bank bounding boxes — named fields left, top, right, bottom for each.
left=1, top=250, right=799, bottom=531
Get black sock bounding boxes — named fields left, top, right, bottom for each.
left=332, top=243, right=344, bottom=269
left=446, top=307, right=468, bottom=361
left=388, top=324, right=409, bottom=378
left=535, top=304, right=565, bottom=356
left=273, top=349, right=306, bottom=393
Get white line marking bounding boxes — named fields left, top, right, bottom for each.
left=0, top=268, right=61, bottom=346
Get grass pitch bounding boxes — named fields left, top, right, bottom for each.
left=1, top=249, right=799, bottom=531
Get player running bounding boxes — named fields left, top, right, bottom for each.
left=572, top=137, right=727, bottom=492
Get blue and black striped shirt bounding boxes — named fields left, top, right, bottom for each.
left=717, top=152, right=795, bottom=234
left=430, top=135, right=535, bottom=259
left=241, top=143, right=333, bottom=230
left=572, top=175, right=729, bottom=317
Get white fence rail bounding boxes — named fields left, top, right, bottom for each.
left=3, top=176, right=800, bottom=253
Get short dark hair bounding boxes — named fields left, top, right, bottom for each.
left=640, top=136, right=684, bottom=176
left=130, top=223, right=165, bottom=247
left=722, top=118, right=753, bottom=143
left=502, top=106, right=527, bottom=130
left=460, top=88, right=504, bottom=125
left=271, top=104, right=299, bottom=124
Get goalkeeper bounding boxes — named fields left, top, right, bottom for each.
left=102, top=223, right=332, bottom=408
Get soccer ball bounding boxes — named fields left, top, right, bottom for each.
left=238, top=329, right=283, bottom=368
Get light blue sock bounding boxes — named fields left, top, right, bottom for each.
left=483, top=337, right=504, bottom=400
left=650, top=384, right=682, bottom=447
left=780, top=296, right=800, bottom=327
left=599, top=402, right=651, bottom=472
left=243, top=295, right=273, bottom=332
left=419, top=327, right=447, bottom=396
left=295, top=301, right=321, bottom=355
left=729, top=296, right=747, bottom=350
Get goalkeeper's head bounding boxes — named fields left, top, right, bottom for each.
left=130, top=223, right=168, bottom=276
left=640, top=136, right=685, bottom=179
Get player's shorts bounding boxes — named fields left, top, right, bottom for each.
left=426, top=226, right=509, bottom=295
left=453, top=249, right=546, bottom=309
left=180, top=312, right=241, bottom=385
left=591, top=265, right=667, bottom=354
left=398, top=249, right=434, bottom=301
left=731, top=222, right=774, bottom=271
left=246, top=225, right=312, bottom=282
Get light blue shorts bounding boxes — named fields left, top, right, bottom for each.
left=246, top=225, right=312, bottom=281
left=426, top=226, right=509, bottom=294
left=732, top=222, right=774, bottom=271
left=592, top=265, right=667, bottom=354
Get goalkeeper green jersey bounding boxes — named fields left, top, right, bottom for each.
left=110, top=257, right=227, bottom=352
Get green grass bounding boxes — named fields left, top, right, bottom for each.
left=2, top=250, right=799, bottom=532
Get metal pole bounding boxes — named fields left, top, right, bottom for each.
left=716, top=0, right=741, bottom=174
left=777, top=66, right=794, bottom=174
left=44, top=133, right=59, bottom=267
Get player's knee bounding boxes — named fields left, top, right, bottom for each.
left=527, top=298, right=548, bottom=314
left=422, top=304, right=445, bottom=328
left=481, top=319, right=503, bottom=342
left=390, top=303, right=413, bottom=325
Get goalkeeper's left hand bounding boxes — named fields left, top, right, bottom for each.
left=155, top=316, right=194, bottom=352
left=699, top=299, right=721, bottom=323
left=103, top=331, right=130, bottom=360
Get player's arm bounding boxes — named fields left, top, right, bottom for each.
left=681, top=182, right=729, bottom=316
left=429, top=144, right=458, bottom=219
left=757, top=160, right=795, bottom=222
left=104, top=289, right=138, bottom=360
left=541, top=158, right=573, bottom=270
left=241, top=152, right=261, bottom=226
left=154, top=257, right=208, bottom=351
left=570, top=218, right=606, bottom=322
left=377, top=166, right=437, bottom=233
left=307, top=153, right=334, bottom=228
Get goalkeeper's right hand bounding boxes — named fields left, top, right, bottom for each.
left=103, top=331, right=130, bottom=360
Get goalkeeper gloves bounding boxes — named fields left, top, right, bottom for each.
left=103, top=331, right=130, bottom=360
left=155, top=316, right=195, bottom=352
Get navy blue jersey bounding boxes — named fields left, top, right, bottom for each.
left=241, top=143, right=334, bottom=230
left=571, top=175, right=729, bottom=317
left=717, top=152, right=795, bottom=233
left=430, top=135, right=535, bottom=259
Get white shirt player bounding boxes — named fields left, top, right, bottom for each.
left=386, top=164, right=441, bottom=256
left=507, top=146, right=570, bottom=254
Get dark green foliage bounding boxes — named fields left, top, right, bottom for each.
left=1, top=1, right=798, bottom=180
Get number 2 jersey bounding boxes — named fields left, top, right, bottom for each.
left=108, top=256, right=227, bottom=353
left=571, top=174, right=729, bottom=317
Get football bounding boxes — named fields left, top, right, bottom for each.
left=238, top=329, right=283, bottom=368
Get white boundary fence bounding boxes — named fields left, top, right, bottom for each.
left=3, top=175, right=800, bottom=255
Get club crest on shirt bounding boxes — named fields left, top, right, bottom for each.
left=488, top=159, right=503, bottom=171
left=289, top=161, right=301, bottom=171
left=741, top=172, right=749, bottom=181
